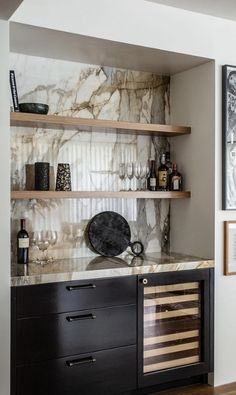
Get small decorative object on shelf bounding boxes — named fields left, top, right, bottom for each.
left=19, top=103, right=49, bottom=115
left=26, top=164, right=55, bottom=191
left=148, top=160, right=157, bottom=191
left=17, top=218, right=29, bottom=265
left=170, top=163, right=182, bottom=191
left=35, top=162, right=50, bottom=191
left=158, top=153, right=168, bottom=191
left=56, top=163, right=72, bottom=191
left=9, top=70, right=19, bottom=112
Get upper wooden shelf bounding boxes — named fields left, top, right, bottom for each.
left=10, top=112, right=191, bottom=137
left=11, top=190, right=191, bottom=200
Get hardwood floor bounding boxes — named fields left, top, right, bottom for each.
left=151, top=383, right=236, bottom=395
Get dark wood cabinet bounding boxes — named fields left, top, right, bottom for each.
left=15, top=276, right=136, bottom=317
left=11, top=270, right=214, bottom=395
left=11, top=276, right=137, bottom=395
left=16, top=346, right=137, bottom=395
left=137, top=269, right=214, bottom=389
left=16, top=304, right=136, bottom=365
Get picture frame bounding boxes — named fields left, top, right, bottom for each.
left=222, top=65, right=236, bottom=210
left=224, top=220, right=236, bottom=275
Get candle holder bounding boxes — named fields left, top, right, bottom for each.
left=35, top=162, right=50, bottom=191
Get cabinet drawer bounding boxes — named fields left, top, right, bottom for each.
left=16, top=304, right=136, bottom=365
left=15, top=276, right=136, bottom=317
left=16, top=345, right=136, bottom=395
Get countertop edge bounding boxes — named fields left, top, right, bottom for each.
left=11, top=259, right=215, bottom=287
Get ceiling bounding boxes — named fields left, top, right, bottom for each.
left=146, top=0, right=236, bottom=21
left=0, top=0, right=23, bottom=20
left=10, top=22, right=211, bottom=75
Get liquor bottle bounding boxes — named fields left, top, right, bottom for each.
left=165, top=151, right=172, bottom=190
left=17, top=219, right=29, bottom=264
left=158, top=153, right=168, bottom=191
left=170, top=163, right=182, bottom=191
left=148, top=160, right=157, bottom=191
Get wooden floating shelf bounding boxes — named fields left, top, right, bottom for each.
left=10, top=112, right=191, bottom=137
left=11, top=191, right=191, bottom=200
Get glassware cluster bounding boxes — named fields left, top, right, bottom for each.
left=119, top=161, right=150, bottom=191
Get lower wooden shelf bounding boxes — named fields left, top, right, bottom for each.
left=11, top=190, right=191, bottom=200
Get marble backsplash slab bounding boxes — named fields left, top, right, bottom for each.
left=10, top=53, right=170, bottom=262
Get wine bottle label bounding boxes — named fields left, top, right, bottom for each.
left=18, top=238, right=29, bottom=248
left=150, top=178, right=156, bottom=187
left=159, top=171, right=167, bottom=187
left=172, top=176, right=181, bottom=190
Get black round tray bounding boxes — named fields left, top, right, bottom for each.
left=86, top=211, right=131, bottom=257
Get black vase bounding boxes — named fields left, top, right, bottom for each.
left=35, top=162, right=50, bottom=191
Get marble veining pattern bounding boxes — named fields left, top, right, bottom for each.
left=10, top=53, right=170, bottom=262
left=11, top=252, right=214, bottom=287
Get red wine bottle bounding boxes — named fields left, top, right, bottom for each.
left=148, top=160, right=157, bottom=191
left=17, top=219, right=29, bottom=264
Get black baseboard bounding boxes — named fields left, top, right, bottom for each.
left=123, top=374, right=208, bottom=395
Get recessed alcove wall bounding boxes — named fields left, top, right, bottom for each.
left=10, top=52, right=171, bottom=261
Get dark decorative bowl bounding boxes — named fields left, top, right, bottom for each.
left=19, top=103, right=49, bottom=115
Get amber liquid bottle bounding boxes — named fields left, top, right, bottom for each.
left=170, top=163, right=182, bottom=191
left=165, top=151, right=172, bottom=190
left=158, top=153, right=168, bottom=191
left=148, top=160, right=157, bottom=191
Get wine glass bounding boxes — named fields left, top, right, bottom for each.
left=126, top=162, right=134, bottom=191
left=46, top=231, right=58, bottom=262
left=134, top=162, right=141, bottom=191
left=140, top=161, right=149, bottom=190
left=119, top=163, right=126, bottom=191
left=30, top=231, right=41, bottom=264
left=33, top=231, right=50, bottom=265
left=140, top=161, right=150, bottom=191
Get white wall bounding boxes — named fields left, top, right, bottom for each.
left=10, top=0, right=236, bottom=387
left=170, top=61, right=215, bottom=259
left=0, top=19, right=10, bottom=395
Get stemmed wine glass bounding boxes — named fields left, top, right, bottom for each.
left=140, top=161, right=150, bottom=190
left=30, top=230, right=58, bottom=265
left=126, top=162, right=134, bottom=191
left=134, top=162, right=141, bottom=191
left=119, top=163, right=126, bottom=191
left=36, top=231, right=50, bottom=265
left=46, top=231, right=58, bottom=262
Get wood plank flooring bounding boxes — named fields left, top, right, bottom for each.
left=151, top=383, right=236, bottom=395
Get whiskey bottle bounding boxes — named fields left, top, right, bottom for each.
left=170, top=163, right=182, bottom=191
left=158, top=153, right=168, bottom=191
left=148, top=160, right=157, bottom=191
left=165, top=151, right=172, bottom=190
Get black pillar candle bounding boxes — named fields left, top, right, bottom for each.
left=35, top=162, right=50, bottom=191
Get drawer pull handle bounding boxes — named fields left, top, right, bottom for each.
left=66, top=356, right=96, bottom=367
left=66, top=313, right=96, bottom=322
left=66, top=284, right=96, bottom=291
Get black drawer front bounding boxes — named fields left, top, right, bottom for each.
left=16, top=345, right=137, bottom=395
left=16, top=276, right=136, bottom=317
left=16, top=304, right=136, bottom=365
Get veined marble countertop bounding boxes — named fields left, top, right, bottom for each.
left=11, top=252, right=214, bottom=287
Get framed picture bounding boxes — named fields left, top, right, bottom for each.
left=224, top=220, right=236, bottom=275
left=222, top=65, right=236, bottom=210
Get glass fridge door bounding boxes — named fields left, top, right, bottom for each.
left=143, top=281, right=201, bottom=374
